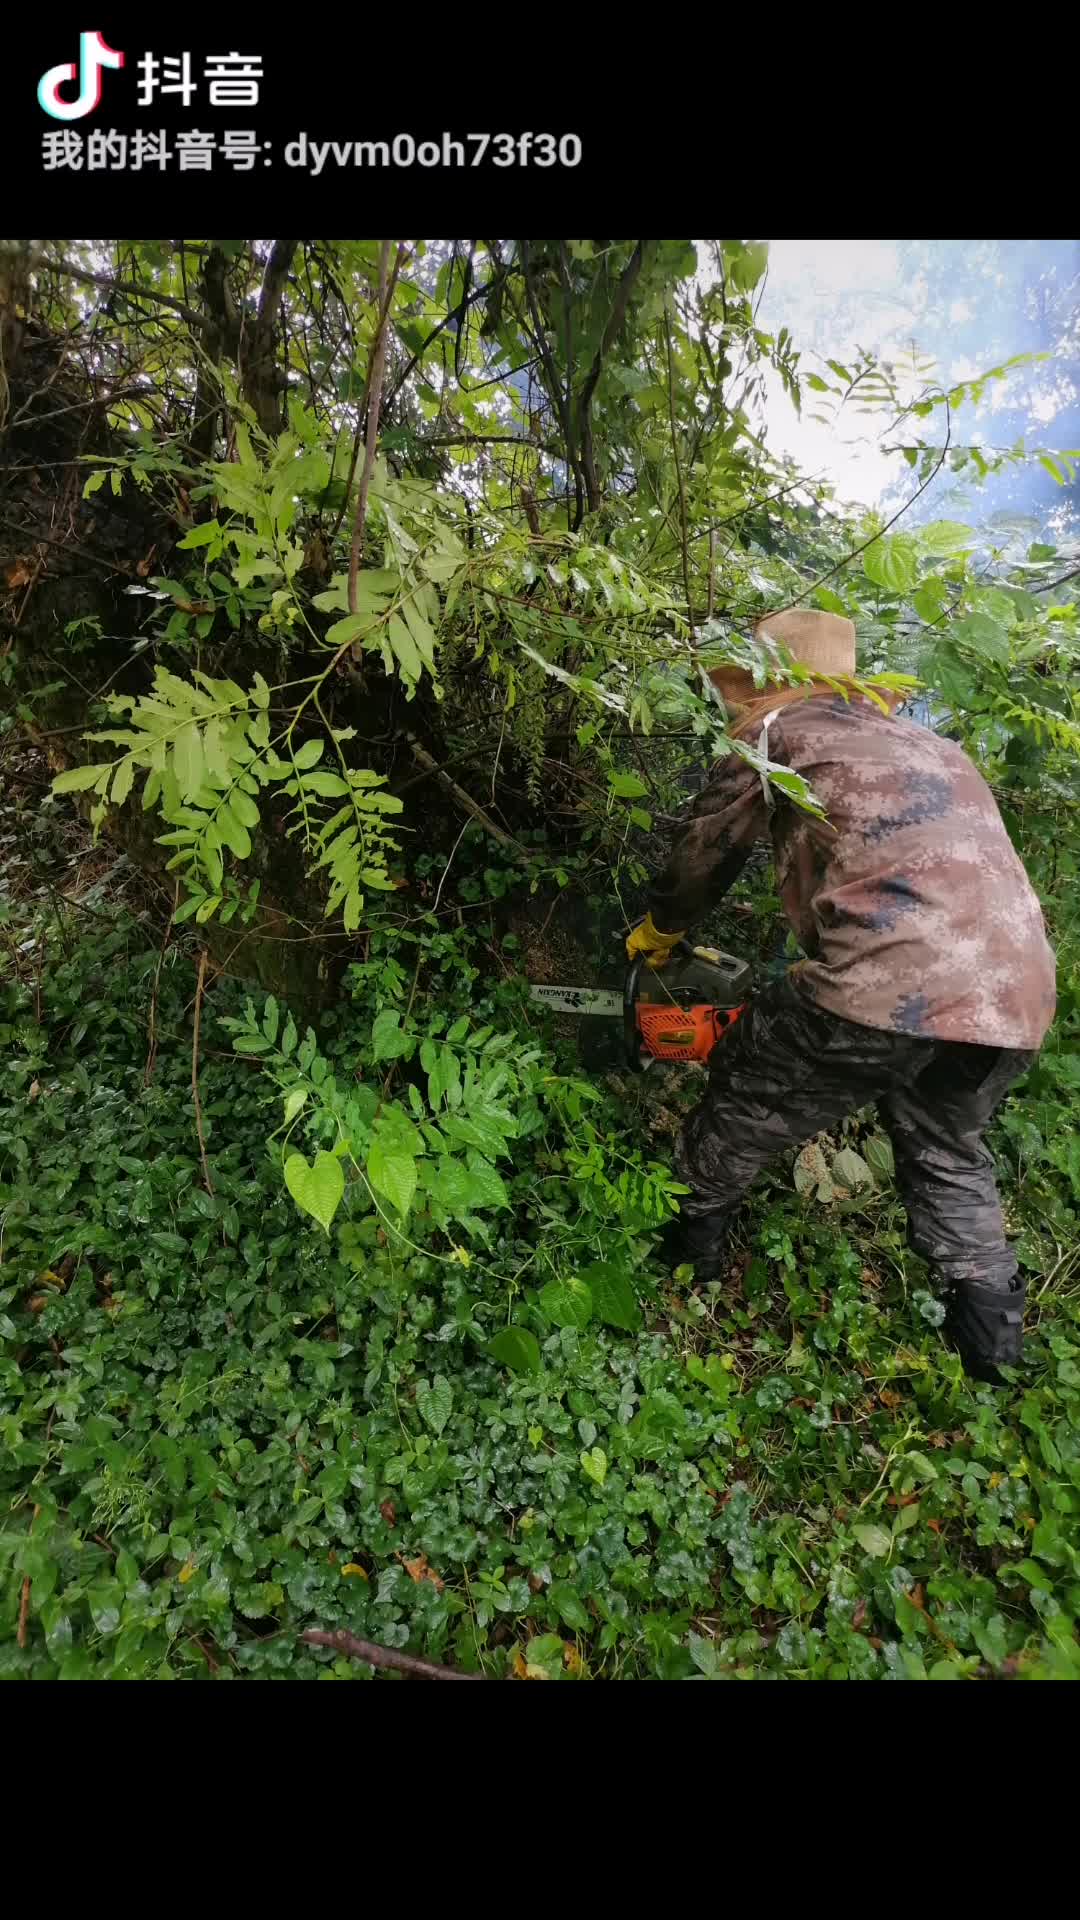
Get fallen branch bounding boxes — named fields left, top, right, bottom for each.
left=405, top=734, right=529, bottom=860
left=191, top=947, right=214, bottom=1195
left=302, top=1627, right=485, bottom=1681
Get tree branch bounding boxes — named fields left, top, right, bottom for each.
left=348, top=242, right=405, bottom=616
left=191, top=948, right=213, bottom=1196
left=257, top=239, right=299, bottom=326
left=664, top=303, right=695, bottom=642
left=302, top=1627, right=485, bottom=1680
left=53, top=260, right=207, bottom=331
left=575, top=241, right=646, bottom=528
left=404, top=734, right=529, bottom=859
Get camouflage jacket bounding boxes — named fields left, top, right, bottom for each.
left=646, top=693, right=1057, bottom=1049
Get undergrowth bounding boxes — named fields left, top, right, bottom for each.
left=2, top=846, right=1079, bottom=1681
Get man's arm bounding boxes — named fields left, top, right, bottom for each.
left=646, top=752, right=769, bottom=933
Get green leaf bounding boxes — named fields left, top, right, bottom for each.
left=110, top=757, right=135, bottom=808
left=580, top=1446, right=608, bottom=1486
left=262, top=995, right=280, bottom=1045
left=462, top=1152, right=509, bottom=1211
left=367, top=1137, right=417, bottom=1217
left=831, top=1147, right=873, bottom=1192
left=862, top=534, right=919, bottom=594
left=178, top=519, right=221, bottom=549
left=416, top=1373, right=453, bottom=1438
left=53, top=763, right=112, bottom=794
left=918, top=520, right=975, bottom=555
left=283, top=1087, right=308, bottom=1125
left=864, top=1134, right=895, bottom=1181
left=231, top=789, right=260, bottom=829
left=324, top=613, right=370, bottom=646
left=300, top=772, right=349, bottom=797
left=539, top=1275, right=594, bottom=1330
left=173, top=723, right=205, bottom=799
left=487, top=1327, right=541, bottom=1375
left=578, top=1262, right=641, bottom=1331
left=609, top=771, right=649, bottom=799
left=813, top=587, right=849, bottom=616
left=852, top=1523, right=892, bottom=1559
left=1005, top=1558, right=1054, bottom=1593
left=548, top=1581, right=590, bottom=1633
left=951, top=612, right=1009, bottom=667
left=971, top=1613, right=1008, bottom=1667
left=388, top=613, right=423, bottom=685
left=371, top=1009, right=414, bottom=1062
left=726, top=240, right=768, bottom=292
left=284, top=1149, right=345, bottom=1234
left=292, top=738, right=325, bottom=771
left=216, top=802, right=252, bottom=859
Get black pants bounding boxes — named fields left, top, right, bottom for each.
left=676, top=977, right=1034, bottom=1290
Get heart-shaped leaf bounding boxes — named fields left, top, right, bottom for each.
left=488, top=1327, right=541, bottom=1375
left=284, top=1149, right=344, bottom=1235
left=417, top=1373, right=453, bottom=1438
left=539, top=1275, right=593, bottom=1330
left=580, top=1263, right=641, bottom=1331
left=580, top=1446, right=608, bottom=1486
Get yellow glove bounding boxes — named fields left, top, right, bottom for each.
left=625, top=913, right=687, bottom=969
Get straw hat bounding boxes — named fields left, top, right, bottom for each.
left=755, top=609, right=856, bottom=678
left=709, top=608, right=857, bottom=708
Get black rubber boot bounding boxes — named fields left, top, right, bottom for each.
left=657, top=1211, right=731, bottom=1284
left=945, top=1276, right=1026, bottom=1383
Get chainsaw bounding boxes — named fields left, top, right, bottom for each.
left=529, top=941, right=753, bottom=1072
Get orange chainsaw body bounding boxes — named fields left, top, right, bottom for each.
left=626, top=944, right=752, bottom=1070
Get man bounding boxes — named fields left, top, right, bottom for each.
left=628, top=610, right=1057, bottom=1380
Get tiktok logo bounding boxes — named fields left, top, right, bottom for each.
left=37, top=32, right=125, bottom=121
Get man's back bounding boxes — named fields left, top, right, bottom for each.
left=766, top=695, right=1056, bottom=1047
left=647, top=691, right=1056, bottom=1050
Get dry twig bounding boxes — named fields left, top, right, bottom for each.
left=302, top=1627, right=484, bottom=1680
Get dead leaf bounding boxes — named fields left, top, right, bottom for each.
left=908, top=1583, right=926, bottom=1611
left=5, top=559, right=32, bottom=589
left=28, top=1079, right=41, bottom=1102
left=341, top=1562, right=369, bottom=1581
left=379, top=1499, right=396, bottom=1527
left=879, top=1387, right=902, bottom=1409
left=852, top=1597, right=867, bottom=1631
left=563, top=1643, right=585, bottom=1676
left=28, top=1295, right=48, bottom=1314
left=927, top=1518, right=943, bottom=1534
left=511, top=1648, right=529, bottom=1680
left=178, top=1558, right=196, bottom=1585
left=399, top=1552, right=444, bottom=1594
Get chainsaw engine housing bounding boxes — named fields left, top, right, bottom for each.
left=625, top=943, right=753, bottom=1071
